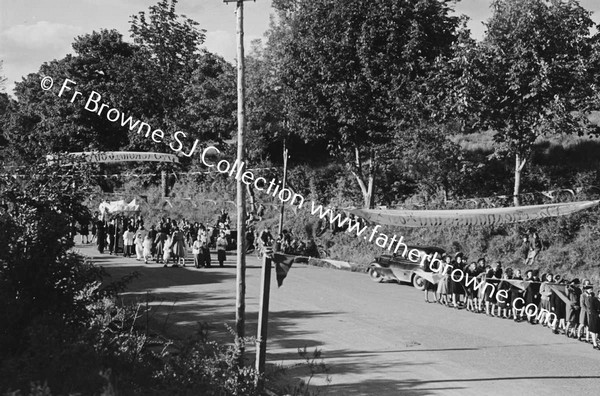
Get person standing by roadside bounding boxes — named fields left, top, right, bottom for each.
left=259, top=227, right=274, bottom=253
left=147, top=225, right=157, bottom=260
left=134, top=225, right=147, bottom=261
left=465, top=262, right=478, bottom=312
left=437, top=255, right=451, bottom=306
left=171, top=226, right=187, bottom=267
left=142, top=233, right=153, bottom=264
left=91, top=211, right=99, bottom=244
left=551, top=278, right=568, bottom=334
left=588, top=288, right=600, bottom=350
left=539, top=273, right=553, bottom=327
left=192, top=234, right=203, bottom=268
left=484, top=264, right=497, bottom=317
left=511, top=269, right=525, bottom=322
left=216, top=231, right=228, bottom=267
left=449, top=253, right=465, bottom=309
left=565, top=278, right=582, bottom=338
left=163, top=233, right=173, bottom=267
left=476, top=258, right=487, bottom=312
left=123, top=226, right=135, bottom=258
left=496, top=269, right=512, bottom=319
left=524, top=269, right=540, bottom=323
left=201, top=229, right=212, bottom=268
left=154, top=225, right=167, bottom=264
left=96, top=218, right=106, bottom=254
left=578, top=279, right=593, bottom=342
left=79, top=219, right=89, bottom=244
left=107, top=219, right=116, bottom=254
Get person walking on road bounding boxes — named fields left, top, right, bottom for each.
left=171, top=226, right=187, bottom=267
left=134, top=225, right=147, bottom=261
left=216, top=231, right=228, bottom=267
left=107, top=219, right=115, bottom=254
left=96, top=218, right=106, bottom=254
left=192, top=234, right=203, bottom=268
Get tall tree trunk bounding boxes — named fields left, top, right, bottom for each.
left=513, top=153, right=527, bottom=207
left=161, top=170, right=168, bottom=198
left=350, top=147, right=376, bottom=209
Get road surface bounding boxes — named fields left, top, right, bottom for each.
left=77, top=244, right=600, bottom=396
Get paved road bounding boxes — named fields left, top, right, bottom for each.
left=77, top=244, right=600, bottom=396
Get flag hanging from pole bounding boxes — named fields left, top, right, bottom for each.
left=273, top=253, right=296, bottom=287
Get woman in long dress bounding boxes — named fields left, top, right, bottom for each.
left=134, top=226, right=147, bottom=261
left=142, top=234, right=153, bottom=264
left=163, top=234, right=173, bottom=267
left=155, top=227, right=167, bottom=263
left=436, top=255, right=451, bottom=306
left=171, top=227, right=187, bottom=267
left=449, top=253, right=465, bottom=309
left=578, top=279, right=592, bottom=341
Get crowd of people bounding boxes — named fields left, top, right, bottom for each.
left=71, top=209, right=236, bottom=268
left=73, top=207, right=599, bottom=352
left=422, top=253, right=600, bottom=351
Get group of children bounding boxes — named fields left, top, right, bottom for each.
left=422, top=254, right=600, bottom=351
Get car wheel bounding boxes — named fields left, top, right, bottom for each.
left=368, top=267, right=384, bottom=283
left=412, top=274, right=426, bottom=291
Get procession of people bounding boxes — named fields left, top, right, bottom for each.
left=75, top=208, right=237, bottom=268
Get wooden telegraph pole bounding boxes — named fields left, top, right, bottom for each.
left=255, top=252, right=272, bottom=391
left=256, top=141, right=288, bottom=391
left=224, top=0, right=253, bottom=348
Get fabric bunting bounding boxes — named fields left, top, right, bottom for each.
left=273, top=253, right=296, bottom=287
left=351, top=200, right=600, bottom=228
left=548, top=284, right=571, bottom=307
left=504, top=279, right=531, bottom=290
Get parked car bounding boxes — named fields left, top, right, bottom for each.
left=367, top=245, right=446, bottom=290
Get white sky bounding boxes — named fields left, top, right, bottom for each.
left=1, top=0, right=599, bottom=96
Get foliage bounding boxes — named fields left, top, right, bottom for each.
left=452, top=0, right=600, bottom=205
left=265, top=0, right=463, bottom=207
left=7, top=30, right=137, bottom=161
left=130, top=0, right=205, bottom=76
left=4, top=0, right=235, bottom=169
left=0, top=158, right=116, bottom=393
left=274, top=347, right=330, bottom=396
left=0, top=158, right=262, bottom=395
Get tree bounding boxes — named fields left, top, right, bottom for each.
left=454, top=0, right=599, bottom=206
left=7, top=30, right=138, bottom=162
left=266, top=0, right=462, bottom=208
left=5, top=0, right=235, bottom=168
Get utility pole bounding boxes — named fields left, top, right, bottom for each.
left=255, top=253, right=272, bottom=391
left=224, top=0, right=253, bottom=348
left=256, top=140, right=288, bottom=391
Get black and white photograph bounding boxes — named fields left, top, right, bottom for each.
left=1, top=0, right=600, bottom=395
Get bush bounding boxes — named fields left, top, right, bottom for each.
left=0, top=161, right=262, bottom=395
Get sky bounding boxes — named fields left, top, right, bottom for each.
left=1, top=0, right=600, bottom=96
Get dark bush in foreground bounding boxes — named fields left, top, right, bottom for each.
left=0, top=163, right=260, bottom=395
